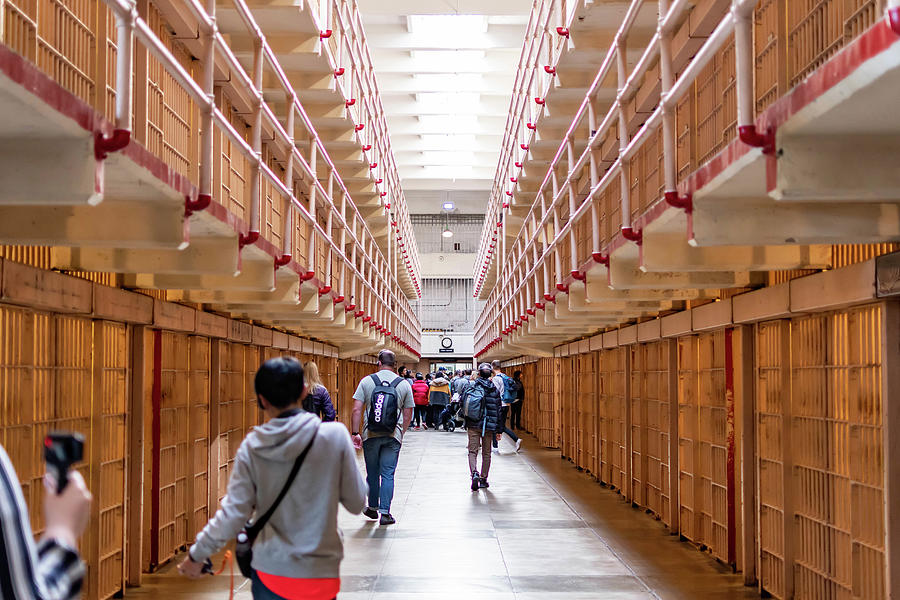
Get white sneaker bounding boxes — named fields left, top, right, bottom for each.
left=492, top=446, right=499, bottom=454
left=515, top=439, right=522, bottom=453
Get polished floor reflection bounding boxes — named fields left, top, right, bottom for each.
left=136, top=430, right=759, bottom=599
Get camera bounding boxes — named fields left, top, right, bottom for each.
left=43, top=432, right=85, bottom=494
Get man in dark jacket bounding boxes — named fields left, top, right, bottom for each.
left=464, top=363, right=503, bottom=491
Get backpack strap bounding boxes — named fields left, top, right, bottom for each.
left=246, top=425, right=319, bottom=542
left=369, top=373, right=383, bottom=387
left=389, top=377, right=404, bottom=388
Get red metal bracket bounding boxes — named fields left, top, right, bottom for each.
left=318, top=285, right=332, bottom=295
left=664, top=191, right=693, bottom=213
left=621, top=226, right=643, bottom=245
left=346, top=303, right=357, bottom=311
left=510, top=177, right=518, bottom=183
left=738, top=125, right=776, bottom=155
left=520, top=143, right=529, bottom=151
left=556, top=283, right=569, bottom=293
left=319, top=30, right=333, bottom=39
left=302, top=270, right=316, bottom=281
left=505, top=190, right=513, bottom=196
left=544, top=66, right=556, bottom=75
left=274, top=254, right=291, bottom=268
left=526, top=122, right=536, bottom=130
left=95, top=129, right=131, bottom=160
left=354, top=310, right=365, bottom=318
left=345, top=98, right=356, bottom=107
left=385, top=202, right=391, bottom=209
left=370, top=162, right=378, bottom=169
left=184, top=193, right=212, bottom=217
left=333, top=295, right=345, bottom=304
left=502, top=203, right=509, bottom=209
left=535, top=301, right=545, bottom=310
left=375, top=178, right=383, bottom=184
left=592, top=252, right=610, bottom=266
left=363, top=316, right=372, bottom=323
left=534, top=97, right=545, bottom=105
left=556, top=27, right=570, bottom=38
left=355, top=123, right=365, bottom=132
left=890, top=6, right=900, bottom=34
left=515, top=161, right=523, bottom=168
left=571, top=270, right=587, bottom=282
left=238, top=230, right=259, bottom=249
left=333, top=67, right=345, bottom=77
left=381, top=192, right=388, bottom=198
left=362, top=144, right=372, bottom=151
left=526, top=309, right=535, bottom=316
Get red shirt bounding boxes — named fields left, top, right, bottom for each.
left=256, top=573, right=340, bottom=600
left=412, top=380, right=429, bottom=406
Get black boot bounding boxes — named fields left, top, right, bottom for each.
left=471, top=470, right=480, bottom=491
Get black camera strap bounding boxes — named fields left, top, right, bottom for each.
left=246, top=425, right=319, bottom=542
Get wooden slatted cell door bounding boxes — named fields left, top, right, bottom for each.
left=153, top=331, right=190, bottom=567
left=643, top=341, right=671, bottom=524
left=558, top=356, right=575, bottom=460
left=791, top=307, right=886, bottom=599
left=600, top=347, right=626, bottom=491
left=697, top=330, right=730, bottom=563
left=94, top=322, right=128, bottom=599
left=756, top=320, right=788, bottom=599
left=677, top=335, right=700, bottom=543
left=631, top=344, right=645, bottom=505
left=218, top=342, right=246, bottom=502
left=244, top=345, right=261, bottom=436
left=188, top=337, right=210, bottom=537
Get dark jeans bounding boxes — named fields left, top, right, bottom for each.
left=362, top=435, right=401, bottom=514
left=414, top=405, right=427, bottom=427
left=493, top=405, right=519, bottom=448
left=428, top=404, right=446, bottom=428
left=251, top=573, right=335, bottom=600
left=510, top=401, right=523, bottom=430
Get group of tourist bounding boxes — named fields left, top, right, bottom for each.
left=0, top=349, right=528, bottom=600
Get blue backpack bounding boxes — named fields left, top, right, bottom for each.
left=366, top=375, right=403, bottom=433
left=499, top=373, right=518, bottom=404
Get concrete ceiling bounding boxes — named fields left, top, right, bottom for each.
left=358, top=1, right=530, bottom=192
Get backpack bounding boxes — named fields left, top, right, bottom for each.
left=463, top=379, right=497, bottom=422
left=499, top=373, right=518, bottom=404
left=366, top=374, right=403, bottom=434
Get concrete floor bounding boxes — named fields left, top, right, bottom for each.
left=135, top=430, right=760, bottom=599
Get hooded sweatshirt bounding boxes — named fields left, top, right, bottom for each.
left=428, top=376, right=451, bottom=407
left=189, top=411, right=367, bottom=578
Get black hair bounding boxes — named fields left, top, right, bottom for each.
left=464, top=369, right=472, bottom=376
left=514, top=370, right=522, bottom=379
left=378, top=349, right=396, bottom=367
left=254, top=356, right=305, bottom=409
left=416, top=372, right=424, bottom=380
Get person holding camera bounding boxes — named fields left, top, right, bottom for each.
left=0, top=443, right=92, bottom=600
left=178, top=357, right=366, bottom=600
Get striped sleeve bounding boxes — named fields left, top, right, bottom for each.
left=0, top=446, right=85, bottom=600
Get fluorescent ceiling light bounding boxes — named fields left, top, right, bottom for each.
left=407, top=15, right=488, bottom=36
left=442, top=226, right=454, bottom=238
left=442, top=201, right=455, bottom=211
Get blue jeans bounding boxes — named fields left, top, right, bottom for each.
left=363, top=435, right=401, bottom=514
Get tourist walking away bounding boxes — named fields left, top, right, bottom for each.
left=304, top=361, right=336, bottom=422
left=0, top=439, right=92, bottom=600
left=412, top=372, right=430, bottom=429
left=462, top=363, right=503, bottom=491
left=428, top=372, right=452, bottom=429
left=510, top=370, right=525, bottom=431
left=179, top=356, right=366, bottom=600
left=350, top=350, right=414, bottom=525
left=492, top=361, right=522, bottom=452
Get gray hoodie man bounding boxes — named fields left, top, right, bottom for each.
left=188, top=411, right=367, bottom=578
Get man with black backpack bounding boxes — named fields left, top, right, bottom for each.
left=492, top=360, right=523, bottom=453
left=350, top=350, right=414, bottom=525
left=462, top=363, right=503, bottom=491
